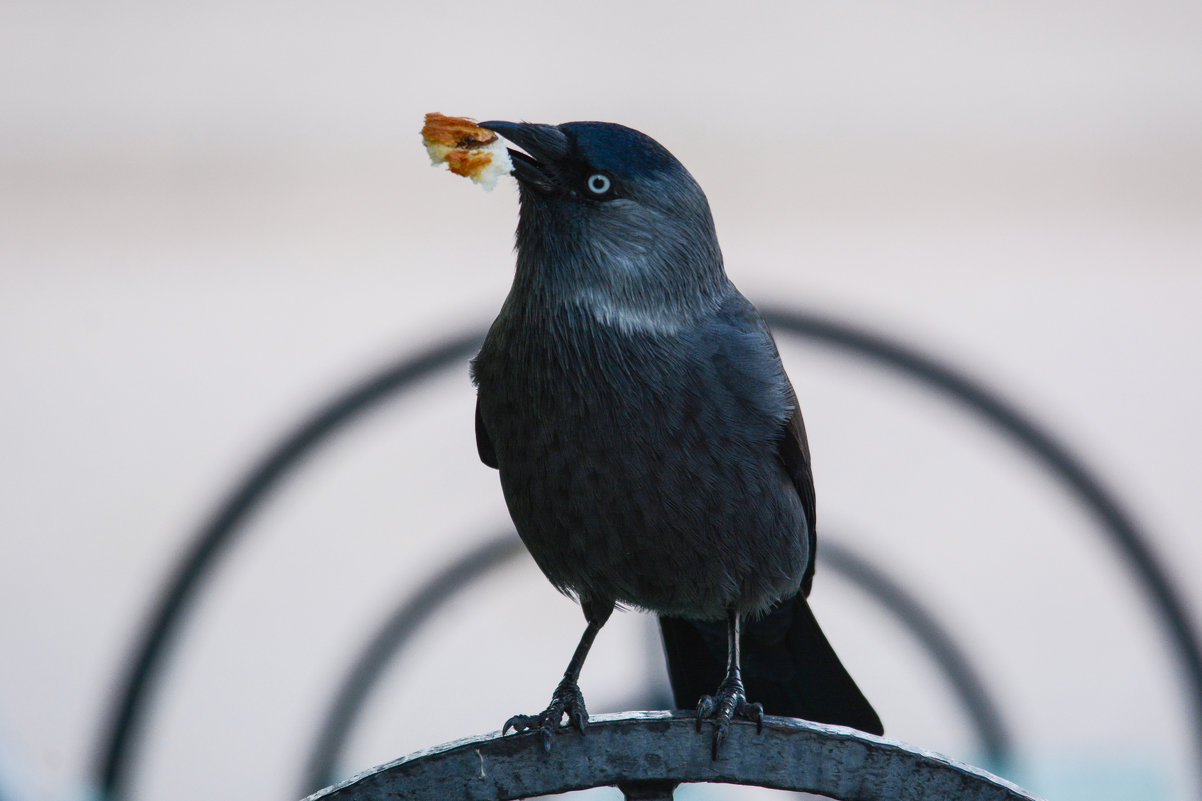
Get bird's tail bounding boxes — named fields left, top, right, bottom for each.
left=659, top=593, right=883, bottom=735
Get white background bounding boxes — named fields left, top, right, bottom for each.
left=2, top=2, right=1199, bottom=801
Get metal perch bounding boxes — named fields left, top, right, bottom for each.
left=302, top=712, right=1042, bottom=801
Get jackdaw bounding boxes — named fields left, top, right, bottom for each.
left=470, top=119, right=882, bottom=757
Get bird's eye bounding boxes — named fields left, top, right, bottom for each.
left=585, top=173, right=612, bottom=196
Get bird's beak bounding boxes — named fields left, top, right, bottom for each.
left=478, top=121, right=568, bottom=193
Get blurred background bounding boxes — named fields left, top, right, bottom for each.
left=2, top=2, right=1200, bottom=800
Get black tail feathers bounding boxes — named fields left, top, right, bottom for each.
left=659, top=593, right=883, bottom=735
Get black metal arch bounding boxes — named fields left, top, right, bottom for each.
left=90, top=307, right=1201, bottom=801
left=298, top=532, right=1014, bottom=797
left=764, top=307, right=1202, bottom=776
left=92, top=332, right=483, bottom=800
left=302, top=713, right=1042, bottom=801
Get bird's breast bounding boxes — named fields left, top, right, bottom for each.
left=473, top=314, right=807, bottom=618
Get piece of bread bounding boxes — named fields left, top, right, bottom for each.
left=421, top=112, right=513, bottom=191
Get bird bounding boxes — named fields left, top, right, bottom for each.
left=469, top=119, right=883, bottom=757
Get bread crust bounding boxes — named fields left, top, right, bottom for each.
left=422, top=112, right=512, bottom=190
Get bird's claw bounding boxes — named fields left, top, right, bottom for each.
left=695, top=676, right=764, bottom=759
left=503, top=678, right=589, bottom=752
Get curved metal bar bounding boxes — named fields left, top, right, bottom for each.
left=302, top=712, right=1042, bottom=801
left=820, top=540, right=1013, bottom=771
left=91, top=332, right=485, bottom=801
left=761, top=307, right=1202, bottom=777
left=91, top=308, right=1200, bottom=799
left=299, top=534, right=526, bottom=795
left=300, top=533, right=1015, bottom=797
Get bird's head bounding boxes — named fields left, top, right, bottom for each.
left=479, top=120, right=729, bottom=333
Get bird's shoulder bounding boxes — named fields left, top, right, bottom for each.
left=702, top=292, right=779, bottom=346
left=692, top=292, right=794, bottom=418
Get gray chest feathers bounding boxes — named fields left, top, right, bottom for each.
left=473, top=310, right=809, bottom=620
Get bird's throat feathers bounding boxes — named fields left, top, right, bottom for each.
left=511, top=186, right=729, bottom=337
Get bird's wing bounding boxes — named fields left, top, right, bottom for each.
left=475, top=397, right=499, bottom=469
left=780, top=390, right=817, bottom=596
left=709, top=294, right=817, bottom=595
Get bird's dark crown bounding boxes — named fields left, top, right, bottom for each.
left=558, top=122, right=683, bottom=182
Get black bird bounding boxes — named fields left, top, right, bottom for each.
left=470, top=119, right=882, bottom=757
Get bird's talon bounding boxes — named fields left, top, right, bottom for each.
left=744, top=701, right=765, bottom=732
left=504, top=680, right=589, bottom=751
left=696, top=677, right=762, bottom=759
left=712, top=722, right=729, bottom=760
left=695, top=695, right=715, bottom=731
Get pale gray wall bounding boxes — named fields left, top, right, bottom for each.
left=2, top=3, right=1200, bottom=801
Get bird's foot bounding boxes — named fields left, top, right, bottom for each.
left=695, top=675, right=764, bottom=759
left=503, top=677, right=589, bottom=752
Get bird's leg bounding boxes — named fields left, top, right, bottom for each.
left=504, top=598, right=614, bottom=752
left=695, top=609, right=764, bottom=759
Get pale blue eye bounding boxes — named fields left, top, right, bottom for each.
left=586, top=174, right=611, bottom=195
